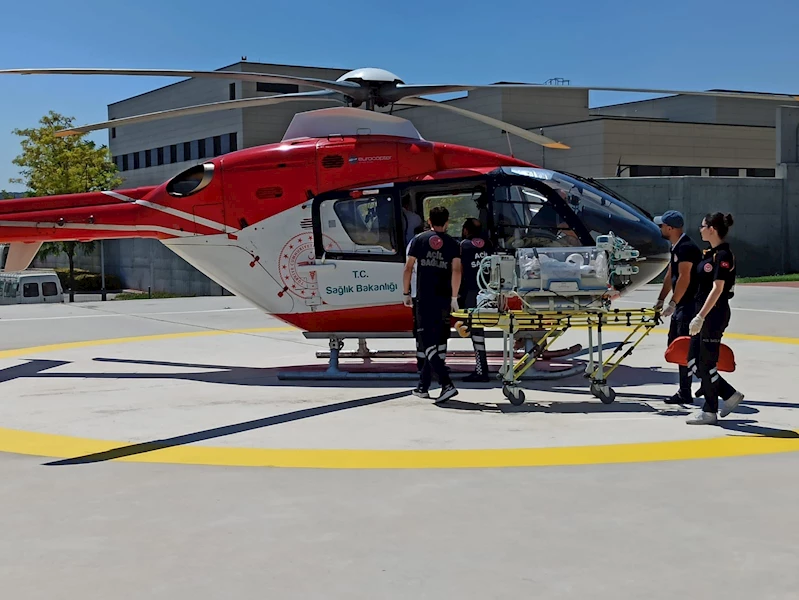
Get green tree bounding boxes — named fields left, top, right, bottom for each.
left=10, top=111, right=122, bottom=301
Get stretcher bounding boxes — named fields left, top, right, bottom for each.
left=451, top=306, right=660, bottom=405
left=451, top=233, right=659, bottom=405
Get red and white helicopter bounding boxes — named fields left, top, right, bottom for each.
left=1, top=67, right=794, bottom=332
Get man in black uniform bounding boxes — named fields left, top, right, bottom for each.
left=403, top=206, right=462, bottom=403
left=458, top=217, right=494, bottom=382
left=653, top=210, right=703, bottom=404
left=685, top=212, right=744, bottom=425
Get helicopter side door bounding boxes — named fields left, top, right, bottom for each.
left=311, top=187, right=404, bottom=307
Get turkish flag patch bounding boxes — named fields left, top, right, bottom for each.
left=472, top=238, right=485, bottom=249
left=429, top=235, right=443, bottom=250
left=720, top=261, right=730, bottom=269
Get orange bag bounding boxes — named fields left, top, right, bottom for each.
left=665, top=336, right=736, bottom=372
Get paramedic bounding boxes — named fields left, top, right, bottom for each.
left=685, top=212, right=744, bottom=425
left=403, top=206, right=462, bottom=403
left=458, top=217, right=494, bottom=382
left=653, top=210, right=703, bottom=404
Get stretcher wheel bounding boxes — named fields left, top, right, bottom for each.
left=590, top=382, right=616, bottom=404
left=503, top=385, right=526, bottom=406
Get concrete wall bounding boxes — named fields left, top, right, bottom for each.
left=597, top=176, right=789, bottom=277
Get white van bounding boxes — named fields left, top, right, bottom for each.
left=0, top=270, right=64, bottom=305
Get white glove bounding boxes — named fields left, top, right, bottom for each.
left=662, top=301, right=676, bottom=318
left=654, top=299, right=664, bottom=311
left=403, top=294, right=413, bottom=308
left=451, top=297, right=460, bottom=313
left=689, top=315, right=704, bottom=336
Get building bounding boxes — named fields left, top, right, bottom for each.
left=39, top=61, right=795, bottom=287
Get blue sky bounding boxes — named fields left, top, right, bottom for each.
left=1, top=0, right=796, bottom=191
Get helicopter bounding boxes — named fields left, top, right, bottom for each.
left=1, top=66, right=795, bottom=333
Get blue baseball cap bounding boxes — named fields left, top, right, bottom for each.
left=654, top=210, right=684, bottom=228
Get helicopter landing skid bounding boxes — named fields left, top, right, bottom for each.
left=275, top=332, right=586, bottom=381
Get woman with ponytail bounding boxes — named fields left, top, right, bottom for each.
left=685, top=212, right=745, bottom=425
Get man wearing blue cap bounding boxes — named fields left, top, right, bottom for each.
left=654, top=210, right=703, bottom=404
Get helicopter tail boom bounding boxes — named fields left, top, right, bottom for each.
left=0, top=186, right=198, bottom=246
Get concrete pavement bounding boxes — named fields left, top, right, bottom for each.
left=1, top=284, right=798, bottom=598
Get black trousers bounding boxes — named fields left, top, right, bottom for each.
left=667, top=304, right=696, bottom=398
left=687, top=305, right=736, bottom=413
left=415, top=301, right=452, bottom=390
left=459, top=289, right=489, bottom=376
left=411, top=298, right=424, bottom=373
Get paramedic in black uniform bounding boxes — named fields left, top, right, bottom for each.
left=403, top=206, right=462, bottom=403
left=458, top=217, right=494, bottom=382
left=685, top=212, right=744, bottom=425
left=653, top=210, right=703, bottom=404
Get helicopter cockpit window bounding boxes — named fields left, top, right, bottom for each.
left=420, top=190, right=486, bottom=240
left=319, top=195, right=397, bottom=255
left=493, top=185, right=582, bottom=250
left=166, top=163, right=215, bottom=198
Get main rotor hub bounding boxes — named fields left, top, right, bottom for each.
left=337, top=68, right=405, bottom=108
left=336, top=68, right=404, bottom=85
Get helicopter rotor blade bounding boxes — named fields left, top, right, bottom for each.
left=390, top=83, right=799, bottom=103
left=0, top=67, right=362, bottom=97
left=54, top=91, right=346, bottom=137
left=394, top=97, right=570, bottom=150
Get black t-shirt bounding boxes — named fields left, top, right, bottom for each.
left=459, top=236, right=494, bottom=296
left=670, top=234, right=702, bottom=307
left=694, top=242, right=736, bottom=310
left=409, top=230, right=460, bottom=304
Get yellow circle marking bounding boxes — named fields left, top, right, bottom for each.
left=0, top=325, right=798, bottom=468
left=0, top=326, right=295, bottom=360
left=0, top=427, right=798, bottom=469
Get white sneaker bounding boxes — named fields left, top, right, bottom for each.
left=719, top=391, right=744, bottom=418
left=686, top=411, right=718, bottom=425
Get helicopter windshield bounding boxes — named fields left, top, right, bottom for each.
left=494, top=166, right=666, bottom=257
left=492, top=184, right=583, bottom=250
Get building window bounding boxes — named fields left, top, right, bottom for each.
left=170, top=145, right=178, bottom=164
left=157, top=147, right=165, bottom=166
left=256, top=82, right=299, bottom=94
left=145, top=149, right=153, bottom=168
left=629, top=165, right=702, bottom=177
left=229, top=83, right=236, bottom=100
left=213, top=135, right=222, bottom=157
left=122, top=155, right=128, bottom=171
left=111, top=127, right=116, bottom=139
left=229, top=132, right=238, bottom=152
left=197, top=139, right=206, bottom=159
left=184, top=141, right=192, bottom=162
left=747, top=168, right=776, bottom=177
left=710, top=167, right=739, bottom=177
left=133, top=152, right=140, bottom=170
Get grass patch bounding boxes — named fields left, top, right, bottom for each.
left=737, top=273, right=799, bottom=283
left=113, top=291, right=193, bottom=300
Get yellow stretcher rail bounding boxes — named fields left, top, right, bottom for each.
left=451, top=306, right=661, bottom=406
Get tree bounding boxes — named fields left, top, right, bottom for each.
left=10, top=111, right=122, bottom=301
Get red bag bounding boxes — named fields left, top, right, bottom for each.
left=665, top=336, right=736, bottom=372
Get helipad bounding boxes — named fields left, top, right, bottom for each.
left=2, top=286, right=798, bottom=469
